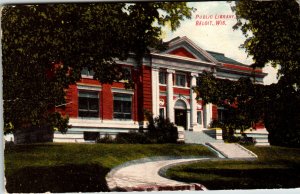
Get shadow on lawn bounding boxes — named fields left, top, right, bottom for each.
left=6, top=163, right=110, bottom=193
left=5, top=143, right=64, bottom=153
left=171, top=167, right=300, bottom=190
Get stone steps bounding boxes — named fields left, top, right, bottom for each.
left=244, top=129, right=269, bottom=146
left=184, top=131, right=223, bottom=144
left=206, top=142, right=257, bottom=159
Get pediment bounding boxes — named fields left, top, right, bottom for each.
left=159, top=36, right=218, bottom=63
left=168, top=47, right=197, bottom=59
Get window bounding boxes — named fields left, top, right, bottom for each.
left=218, top=107, right=227, bottom=123
left=159, top=108, right=165, bottom=119
left=78, top=91, right=99, bottom=118
left=159, top=71, right=166, bottom=84
left=113, top=93, right=132, bottom=120
left=197, top=111, right=202, bottom=125
left=81, top=67, right=95, bottom=77
left=175, top=73, right=186, bottom=87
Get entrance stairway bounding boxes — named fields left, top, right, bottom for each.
left=184, top=131, right=223, bottom=144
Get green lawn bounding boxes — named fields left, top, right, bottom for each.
left=166, top=146, right=300, bottom=190
left=4, top=143, right=215, bottom=193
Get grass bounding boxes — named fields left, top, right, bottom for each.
left=166, top=146, right=300, bottom=190
left=4, top=143, right=215, bottom=193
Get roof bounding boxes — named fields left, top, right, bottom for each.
left=206, top=51, right=245, bottom=66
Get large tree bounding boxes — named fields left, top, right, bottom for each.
left=195, top=71, right=264, bottom=140
left=232, top=0, right=299, bottom=83
left=232, top=0, right=300, bottom=147
left=194, top=0, right=300, bottom=146
left=233, top=0, right=300, bottom=146
left=2, top=3, right=193, bottom=136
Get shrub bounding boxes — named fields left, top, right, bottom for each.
left=96, top=134, right=115, bottom=144
left=239, top=134, right=256, bottom=145
left=210, top=120, right=224, bottom=128
left=151, top=116, right=178, bottom=143
left=96, top=111, right=179, bottom=144
left=144, top=110, right=178, bottom=144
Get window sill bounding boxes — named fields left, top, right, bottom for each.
left=113, top=119, right=133, bottom=121
left=77, top=117, right=101, bottom=120
left=81, top=75, right=94, bottom=79
left=173, top=85, right=190, bottom=89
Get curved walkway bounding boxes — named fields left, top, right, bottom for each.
left=105, top=143, right=257, bottom=191
left=106, top=157, right=209, bottom=191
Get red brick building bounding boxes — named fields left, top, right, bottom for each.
left=54, top=36, right=267, bottom=142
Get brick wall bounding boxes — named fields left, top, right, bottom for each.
left=102, top=84, right=113, bottom=120
left=212, top=104, right=218, bottom=120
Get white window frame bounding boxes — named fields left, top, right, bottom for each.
left=175, top=72, right=187, bottom=87
left=159, top=71, right=167, bottom=85
left=111, top=88, right=134, bottom=95
left=77, top=84, right=102, bottom=91
left=197, top=111, right=203, bottom=125
left=113, top=93, right=133, bottom=120
left=159, top=107, right=166, bottom=119
left=78, top=90, right=100, bottom=119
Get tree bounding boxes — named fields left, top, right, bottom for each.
left=2, top=3, right=193, bottom=138
left=263, top=78, right=300, bottom=147
left=232, top=0, right=300, bottom=82
left=232, top=0, right=300, bottom=147
left=195, top=71, right=264, bottom=141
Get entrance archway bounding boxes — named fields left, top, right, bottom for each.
left=174, top=99, right=188, bottom=130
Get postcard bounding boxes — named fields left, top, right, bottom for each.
left=2, top=0, right=300, bottom=193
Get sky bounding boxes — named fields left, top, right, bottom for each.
left=162, top=1, right=279, bottom=85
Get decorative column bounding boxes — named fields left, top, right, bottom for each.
left=186, top=110, right=191, bottom=131
left=190, top=72, right=198, bottom=131
left=204, top=103, right=212, bottom=128
left=151, top=67, right=160, bottom=117
left=167, top=69, right=175, bottom=122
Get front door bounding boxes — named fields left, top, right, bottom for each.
left=175, top=109, right=187, bottom=130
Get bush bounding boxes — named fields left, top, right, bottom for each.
left=209, top=120, right=255, bottom=144
left=210, top=120, right=224, bottom=128
left=151, top=116, right=178, bottom=143
left=239, top=134, right=256, bottom=145
left=96, top=111, right=179, bottom=144
left=144, top=110, right=178, bottom=144
left=113, top=115, right=179, bottom=144
left=96, top=134, right=115, bottom=144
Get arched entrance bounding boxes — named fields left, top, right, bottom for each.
left=174, top=99, right=188, bottom=130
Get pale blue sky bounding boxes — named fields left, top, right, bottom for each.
left=162, top=1, right=278, bottom=85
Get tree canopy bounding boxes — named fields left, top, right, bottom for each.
left=2, top=3, right=193, bottom=134
left=232, top=0, right=300, bottom=147
left=232, top=0, right=300, bottom=85
left=194, top=0, right=300, bottom=146
left=195, top=72, right=264, bottom=134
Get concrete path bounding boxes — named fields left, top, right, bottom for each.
left=207, top=142, right=257, bottom=159
left=106, top=133, right=258, bottom=191
left=106, top=158, right=208, bottom=191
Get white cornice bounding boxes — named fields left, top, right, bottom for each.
left=111, top=88, right=134, bottom=94
left=77, top=83, right=102, bottom=91
left=151, top=53, right=215, bottom=66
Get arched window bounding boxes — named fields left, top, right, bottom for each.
left=174, top=99, right=187, bottom=109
